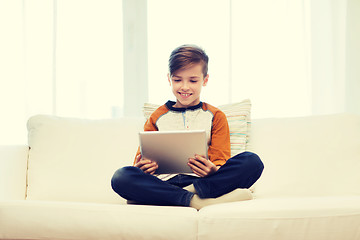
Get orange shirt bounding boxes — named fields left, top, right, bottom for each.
left=134, top=101, right=231, bottom=167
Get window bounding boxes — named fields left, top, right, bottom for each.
left=0, top=0, right=123, bottom=144
left=147, top=0, right=231, bottom=106
left=231, top=0, right=311, bottom=118
left=1, top=0, right=354, bottom=144
left=147, top=0, right=311, bottom=118
left=0, top=0, right=27, bottom=144
left=56, top=0, right=124, bottom=119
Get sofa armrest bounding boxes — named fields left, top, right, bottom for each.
left=0, top=145, right=29, bottom=200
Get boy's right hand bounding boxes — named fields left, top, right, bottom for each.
left=134, top=154, right=158, bottom=175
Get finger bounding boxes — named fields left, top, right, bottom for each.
left=139, top=162, right=156, bottom=172
left=134, top=160, right=144, bottom=168
left=189, top=165, right=206, bottom=177
left=194, top=154, right=211, bottom=166
left=142, top=161, right=157, bottom=170
left=189, top=158, right=208, bottom=170
left=195, top=155, right=218, bottom=173
left=144, top=164, right=158, bottom=174
left=134, top=161, right=142, bottom=168
left=135, top=154, right=142, bottom=164
left=188, top=162, right=207, bottom=177
left=135, top=159, right=151, bottom=168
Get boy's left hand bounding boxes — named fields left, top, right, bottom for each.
left=188, top=154, right=220, bottom=177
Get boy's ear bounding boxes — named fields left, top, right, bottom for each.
left=167, top=73, right=172, bottom=86
left=203, top=74, right=209, bottom=86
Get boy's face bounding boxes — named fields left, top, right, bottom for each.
left=168, top=63, right=208, bottom=108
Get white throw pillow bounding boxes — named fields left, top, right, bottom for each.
left=143, top=99, right=252, bottom=157
left=26, top=115, right=144, bottom=204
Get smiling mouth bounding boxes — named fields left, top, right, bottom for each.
left=179, top=92, right=192, bottom=97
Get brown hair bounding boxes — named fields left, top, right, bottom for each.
left=168, top=44, right=209, bottom=77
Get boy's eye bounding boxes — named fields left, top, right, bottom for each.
left=173, top=79, right=181, bottom=82
left=190, top=80, right=198, bottom=83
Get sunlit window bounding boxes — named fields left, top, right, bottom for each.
left=56, top=0, right=123, bottom=119
left=0, top=0, right=123, bottom=144
left=231, top=0, right=310, bottom=118
left=147, top=0, right=231, bottom=106
left=2, top=0, right=351, bottom=145
left=147, top=0, right=311, bottom=118
left=0, top=0, right=26, bottom=144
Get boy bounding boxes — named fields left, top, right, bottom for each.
left=111, top=44, right=264, bottom=210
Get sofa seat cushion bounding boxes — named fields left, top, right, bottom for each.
left=198, top=196, right=360, bottom=240
left=0, top=200, right=198, bottom=240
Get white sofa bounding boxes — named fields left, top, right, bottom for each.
left=1, top=113, right=360, bottom=240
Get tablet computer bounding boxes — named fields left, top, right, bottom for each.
left=139, top=130, right=208, bottom=174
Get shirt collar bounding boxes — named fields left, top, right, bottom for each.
left=165, top=100, right=203, bottom=112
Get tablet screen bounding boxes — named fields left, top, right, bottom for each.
left=139, top=130, right=208, bottom=174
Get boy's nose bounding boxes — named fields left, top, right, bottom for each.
left=181, top=82, right=189, bottom=90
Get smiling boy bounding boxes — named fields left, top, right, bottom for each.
left=111, top=44, right=264, bottom=210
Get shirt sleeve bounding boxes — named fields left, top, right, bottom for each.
left=207, top=110, right=231, bottom=166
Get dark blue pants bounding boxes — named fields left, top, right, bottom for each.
left=111, top=151, right=264, bottom=207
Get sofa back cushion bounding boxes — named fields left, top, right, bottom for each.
left=26, top=115, right=143, bottom=203
left=250, top=113, right=360, bottom=198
